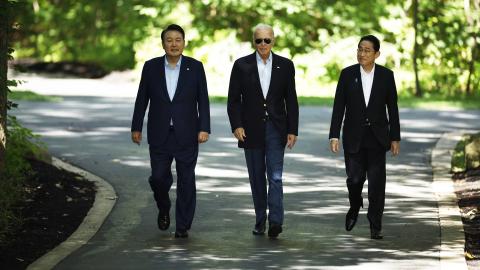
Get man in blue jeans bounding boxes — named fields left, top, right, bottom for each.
left=227, top=24, right=299, bottom=238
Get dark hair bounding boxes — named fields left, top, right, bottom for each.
left=358, top=35, right=380, bottom=51
left=161, top=24, right=185, bottom=42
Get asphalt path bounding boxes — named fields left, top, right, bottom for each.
left=12, top=97, right=480, bottom=269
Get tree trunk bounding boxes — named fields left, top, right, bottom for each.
left=465, top=32, right=478, bottom=95
left=464, top=0, right=479, bottom=95
left=0, top=1, right=9, bottom=173
left=413, top=0, right=422, bottom=97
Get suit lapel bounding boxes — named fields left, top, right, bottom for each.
left=368, top=66, right=380, bottom=108
left=266, top=53, right=279, bottom=101
left=173, top=57, right=188, bottom=101
left=355, top=65, right=367, bottom=110
left=158, top=56, right=170, bottom=101
left=249, top=53, right=264, bottom=100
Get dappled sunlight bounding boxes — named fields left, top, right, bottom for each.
left=196, top=165, right=249, bottom=179
left=10, top=99, right=480, bottom=269
left=111, top=158, right=149, bottom=168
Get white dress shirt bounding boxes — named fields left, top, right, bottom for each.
left=360, top=64, right=375, bottom=107
left=256, top=52, right=272, bottom=99
left=165, top=55, right=182, bottom=101
left=165, top=55, right=182, bottom=125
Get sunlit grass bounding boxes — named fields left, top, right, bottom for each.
left=8, top=90, right=62, bottom=102
left=210, top=95, right=480, bottom=109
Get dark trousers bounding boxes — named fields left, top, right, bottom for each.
left=244, top=121, right=285, bottom=229
left=149, top=129, right=198, bottom=232
left=344, top=127, right=386, bottom=232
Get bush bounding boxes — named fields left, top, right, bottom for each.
left=0, top=116, right=45, bottom=243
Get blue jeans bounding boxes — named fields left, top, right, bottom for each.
left=244, top=121, right=285, bottom=228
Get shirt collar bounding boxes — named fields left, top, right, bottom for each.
left=360, top=64, right=375, bottom=76
left=164, top=55, right=182, bottom=69
left=256, top=51, right=272, bottom=64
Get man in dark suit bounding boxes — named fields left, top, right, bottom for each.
left=131, top=24, right=210, bottom=238
left=329, top=35, right=400, bottom=240
left=227, top=24, right=299, bottom=238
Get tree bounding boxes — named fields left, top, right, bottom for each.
left=14, top=0, right=175, bottom=71
left=464, top=0, right=480, bottom=95
left=0, top=0, right=9, bottom=173
left=412, top=0, right=422, bottom=97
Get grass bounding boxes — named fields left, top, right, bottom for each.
left=9, top=90, right=62, bottom=102
left=210, top=94, right=480, bottom=109
left=452, top=132, right=480, bottom=173
left=8, top=90, right=480, bottom=110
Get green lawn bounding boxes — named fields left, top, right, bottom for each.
left=9, top=90, right=480, bottom=110
left=212, top=95, right=480, bottom=109
left=9, top=90, right=62, bottom=102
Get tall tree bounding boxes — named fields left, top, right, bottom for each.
left=464, top=0, right=480, bottom=95
left=412, top=0, right=422, bottom=97
left=0, top=0, right=9, bottom=173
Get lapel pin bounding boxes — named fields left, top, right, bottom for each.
left=186, top=67, right=190, bottom=71
left=276, top=66, right=280, bottom=69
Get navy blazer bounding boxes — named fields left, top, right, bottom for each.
left=329, top=63, right=401, bottom=153
left=131, top=56, right=210, bottom=146
left=227, top=52, right=299, bottom=149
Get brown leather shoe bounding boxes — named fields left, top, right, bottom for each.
left=268, top=223, right=282, bottom=238
left=174, top=230, right=188, bottom=238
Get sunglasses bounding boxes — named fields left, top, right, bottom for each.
left=255, top=38, right=272, bottom=45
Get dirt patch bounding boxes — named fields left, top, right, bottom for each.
left=0, top=159, right=95, bottom=269
left=453, top=168, right=480, bottom=269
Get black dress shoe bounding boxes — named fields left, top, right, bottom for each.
left=174, top=230, right=188, bottom=238
left=268, top=224, right=282, bottom=238
left=345, top=208, right=359, bottom=231
left=252, top=227, right=265, bottom=235
left=252, top=225, right=266, bottom=235
left=157, top=212, right=170, bottom=231
left=370, top=230, right=383, bottom=240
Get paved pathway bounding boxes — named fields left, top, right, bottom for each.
left=12, top=95, right=480, bottom=269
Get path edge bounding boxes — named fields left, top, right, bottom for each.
left=431, top=131, right=469, bottom=270
left=27, top=157, right=117, bottom=270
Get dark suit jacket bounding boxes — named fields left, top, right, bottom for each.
left=131, top=56, right=210, bottom=147
left=227, top=52, right=299, bottom=148
left=329, top=63, right=400, bottom=153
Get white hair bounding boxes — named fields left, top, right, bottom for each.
left=252, top=23, right=274, bottom=39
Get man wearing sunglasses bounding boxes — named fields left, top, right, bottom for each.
left=227, top=24, right=299, bottom=238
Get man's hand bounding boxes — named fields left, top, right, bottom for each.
left=131, top=131, right=142, bottom=145
left=233, top=127, right=246, bottom=142
left=330, top=138, right=339, bottom=153
left=198, top=131, right=209, bottom=143
left=287, top=134, right=297, bottom=149
left=391, top=141, right=400, bottom=156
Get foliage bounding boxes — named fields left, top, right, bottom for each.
left=0, top=116, right=45, bottom=243
left=187, top=0, right=402, bottom=55
left=452, top=135, right=467, bottom=173
left=13, top=0, right=175, bottom=71
left=452, top=133, right=480, bottom=173
left=10, top=0, right=480, bottom=96
left=408, top=0, right=480, bottom=96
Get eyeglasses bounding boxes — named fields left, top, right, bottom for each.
left=255, top=38, right=272, bottom=45
left=357, top=48, right=375, bottom=54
